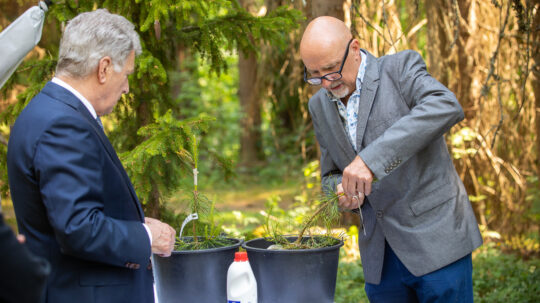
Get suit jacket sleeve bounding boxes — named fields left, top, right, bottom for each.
left=359, top=50, right=464, bottom=179
left=34, top=115, right=151, bottom=267
left=0, top=213, right=50, bottom=303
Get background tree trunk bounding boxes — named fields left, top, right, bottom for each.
left=533, top=3, right=540, bottom=180
left=426, top=0, right=476, bottom=119
left=309, top=0, right=345, bottom=20
left=238, top=0, right=264, bottom=168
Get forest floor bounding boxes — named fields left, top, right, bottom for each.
left=167, top=174, right=303, bottom=213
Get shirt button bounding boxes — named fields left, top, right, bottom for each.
left=376, top=210, right=383, bottom=218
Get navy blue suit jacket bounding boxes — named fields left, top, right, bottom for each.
left=7, top=82, right=154, bottom=303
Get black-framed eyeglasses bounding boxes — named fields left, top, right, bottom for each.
left=304, top=38, right=353, bottom=86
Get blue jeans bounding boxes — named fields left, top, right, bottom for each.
left=365, top=241, right=473, bottom=303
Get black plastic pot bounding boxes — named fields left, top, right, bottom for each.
left=153, top=237, right=242, bottom=303
left=242, top=236, right=344, bottom=303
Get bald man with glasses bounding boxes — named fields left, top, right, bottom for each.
left=300, top=16, right=482, bottom=302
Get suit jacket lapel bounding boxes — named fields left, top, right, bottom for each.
left=78, top=104, right=145, bottom=220
left=42, top=82, right=145, bottom=220
left=322, top=95, right=356, bottom=165
left=356, top=51, right=380, bottom=150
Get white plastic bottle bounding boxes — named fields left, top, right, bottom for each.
left=227, top=251, right=257, bottom=303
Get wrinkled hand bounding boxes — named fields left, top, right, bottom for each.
left=342, top=156, right=374, bottom=198
left=337, top=183, right=364, bottom=209
left=145, top=217, right=176, bottom=257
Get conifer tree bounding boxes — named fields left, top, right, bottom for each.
left=0, top=0, right=302, bottom=218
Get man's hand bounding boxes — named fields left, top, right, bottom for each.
left=337, top=183, right=364, bottom=209
left=16, top=234, right=26, bottom=244
left=145, top=217, right=176, bottom=257
left=342, top=155, right=374, bottom=198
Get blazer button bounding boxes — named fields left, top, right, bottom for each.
left=376, top=210, right=383, bottom=218
left=125, top=262, right=141, bottom=270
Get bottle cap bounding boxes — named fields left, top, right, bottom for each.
left=234, top=251, right=248, bottom=262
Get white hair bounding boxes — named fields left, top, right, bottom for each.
left=56, top=9, right=142, bottom=78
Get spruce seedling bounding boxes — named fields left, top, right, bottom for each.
left=175, top=134, right=233, bottom=250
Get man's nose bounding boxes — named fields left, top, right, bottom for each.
left=321, top=78, right=333, bottom=89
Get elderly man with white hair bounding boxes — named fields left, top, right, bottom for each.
left=7, top=9, right=176, bottom=303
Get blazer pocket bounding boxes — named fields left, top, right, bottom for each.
left=79, top=267, right=130, bottom=286
left=409, top=185, right=456, bottom=216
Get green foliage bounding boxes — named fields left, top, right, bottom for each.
left=170, top=54, right=240, bottom=183
left=0, top=0, right=302, bottom=216
left=335, top=259, right=368, bottom=303
left=473, top=242, right=540, bottom=302
left=119, top=111, right=216, bottom=204
left=1, top=57, right=57, bottom=125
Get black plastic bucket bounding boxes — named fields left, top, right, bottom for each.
left=242, top=236, right=344, bottom=303
left=153, top=237, right=242, bottom=303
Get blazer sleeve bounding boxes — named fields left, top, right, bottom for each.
left=0, top=213, right=50, bottom=303
left=34, top=115, right=151, bottom=267
left=359, top=50, right=464, bottom=179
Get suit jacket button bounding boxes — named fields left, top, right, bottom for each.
left=376, top=210, right=383, bottom=218
left=125, top=262, right=140, bottom=269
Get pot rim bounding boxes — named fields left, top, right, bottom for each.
left=170, top=237, right=243, bottom=254
left=242, top=236, right=344, bottom=253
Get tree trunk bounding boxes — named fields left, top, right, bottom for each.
left=533, top=4, right=540, bottom=180
left=309, top=0, right=345, bottom=20
left=426, top=0, right=475, bottom=120
left=238, top=0, right=264, bottom=168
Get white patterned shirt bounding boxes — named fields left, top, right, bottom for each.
left=326, top=50, right=367, bottom=152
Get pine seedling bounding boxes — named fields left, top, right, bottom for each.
left=263, top=189, right=342, bottom=250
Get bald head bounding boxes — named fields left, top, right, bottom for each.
left=300, top=17, right=352, bottom=65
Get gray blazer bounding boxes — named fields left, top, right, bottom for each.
left=308, top=49, right=482, bottom=284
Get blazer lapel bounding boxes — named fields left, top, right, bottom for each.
left=321, top=94, right=356, bottom=165
left=355, top=51, right=380, bottom=150
left=78, top=106, right=145, bottom=221
left=43, top=82, right=145, bottom=221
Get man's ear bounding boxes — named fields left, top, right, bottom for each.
left=97, top=56, right=112, bottom=84
left=351, top=39, right=361, bottom=61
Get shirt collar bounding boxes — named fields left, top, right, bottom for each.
left=325, top=49, right=368, bottom=102
left=51, top=77, right=98, bottom=119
